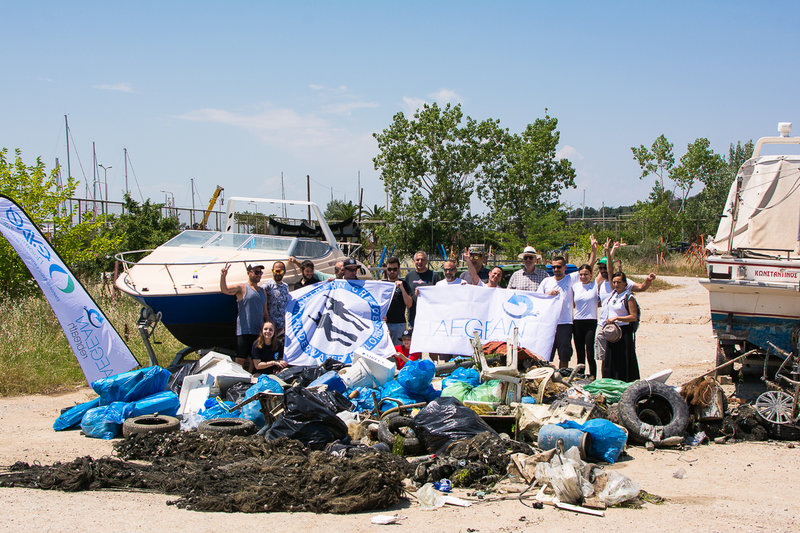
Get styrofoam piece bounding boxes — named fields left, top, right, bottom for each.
left=214, top=374, right=254, bottom=391
left=178, top=373, right=214, bottom=415
left=354, top=347, right=396, bottom=386
left=645, top=369, right=672, bottom=384
left=197, top=351, right=234, bottom=372
left=340, top=359, right=374, bottom=389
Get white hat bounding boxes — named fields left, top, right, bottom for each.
left=518, top=246, right=538, bottom=260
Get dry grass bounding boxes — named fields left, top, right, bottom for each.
left=0, top=286, right=185, bottom=397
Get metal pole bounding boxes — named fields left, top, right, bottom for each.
left=190, top=178, right=195, bottom=227
left=307, top=175, right=311, bottom=222
left=124, top=148, right=129, bottom=197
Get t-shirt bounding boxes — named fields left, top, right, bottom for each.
left=251, top=341, right=284, bottom=362
left=405, top=269, right=440, bottom=325
left=384, top=279, right=411, bottom=324
left=538, top=271, right=579, bottom=325
left=572, top=279, right=599, bottom=321
left=292, top=273, right=324, bottom=291
left=394, top=344, right=421, bottom=370
left=599, top=289, right=634, bottom=326
left=263, top=279, right=291, bottom=330
left=460, top=267, right=490, bottom=284
left=598, top=279, right=634, bottom=303
left=436, top=277, right=467, bottom=286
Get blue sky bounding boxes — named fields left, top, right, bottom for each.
left=2, top=1, right=798, bottom=215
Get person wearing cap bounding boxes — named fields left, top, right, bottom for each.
left=459, top=247, right=490, bottom=285
left=264, top=261, right=291, bottom=334
left=341, top=257, right=361, bottom=280
left=393, top=328, right=420, bottom=370
left=383, top=257, right=412, bottom=345
left=404, top=251, right=440, bottom=326
left=220, top=262, right=268, bottom=368
left=508, top=246, right=549, bottom=291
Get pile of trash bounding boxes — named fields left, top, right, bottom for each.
left=14, top=338, right=795, bottom=515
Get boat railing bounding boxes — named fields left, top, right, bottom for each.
left=114, top=250, right=308, bottom=295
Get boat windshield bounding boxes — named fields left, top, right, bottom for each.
left=160, top=230, right=329, bottom=257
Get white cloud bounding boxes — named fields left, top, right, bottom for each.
left=93, top=82, right=133, bottom=93
left=320, top=100, right=380, bottom=115
left=309, top=84, right=349, bottom=93
left=39, top=77, right=55, bottom=83
left=401, top=88, right=464, bottom=114
left=556, top=145, right=584, bottom=161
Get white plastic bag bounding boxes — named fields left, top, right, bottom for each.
left=417, top=482, right=447, bottom=510
left=599, top=471, right=641, bottom=505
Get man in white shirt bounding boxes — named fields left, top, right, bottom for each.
left=436, top=260, right=468, bottom=285
left=539, top=239, right=597, bottom=369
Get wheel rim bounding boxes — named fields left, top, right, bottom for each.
left=754, top=390, right=795, bottom=425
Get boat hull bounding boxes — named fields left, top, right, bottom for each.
left=135, top=292, right=238, bottom=350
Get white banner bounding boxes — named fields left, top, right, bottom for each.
left=284, top=280, right=396, bottom=366
left=0, top=195, right=139, bottom=383
left=410, top=284, right=562, bottom=360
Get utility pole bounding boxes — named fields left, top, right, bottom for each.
left=582, top=189, right=586, bottom=219
left=92, top=143, right=98, bottom=214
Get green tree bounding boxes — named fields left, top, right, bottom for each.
left=477, top=113, right=576, bottom=242
left=323, top=199, right=358, bottom=221
left=0, top=148, right=119, bottom=296
left=631, top=134, right=675, bottom=199
left=372, top=103, right=505, bottom=254
left=102, top=195, right=182, bottom=265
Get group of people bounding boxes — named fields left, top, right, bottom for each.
left=220, top=239, right=654, bottom=384
left=382, top=238, right=654, bottom=382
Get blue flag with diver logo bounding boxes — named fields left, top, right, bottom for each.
left=284, top=279, right=396, bottom=365
left=0, top=195, right=139, bottom=383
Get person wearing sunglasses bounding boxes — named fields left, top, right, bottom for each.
left=508, top=246, right=549, bottom=291
left=539, top=237, right=597, bottom=369
left=436, top=260, right=468, bottom=285
left=383, top=256, right=412, bottom=345
left=220, top=262, right=268, bottom=368
left=264, top=261, right=291, bottom=335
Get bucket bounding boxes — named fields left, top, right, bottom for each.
left=340, top=359, right=375, bottom=389
left=537, top=424, right=591, bottom=460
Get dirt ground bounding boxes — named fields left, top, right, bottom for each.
left=1, top=275, right=798, bottom=532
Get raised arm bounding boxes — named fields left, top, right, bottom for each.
left=219, top=263, right=242, bottom=298
left=587, top=234, right=598, bottom=269
left=632, top=272, right=656, bottom=292
left=463, top=251, right=481, bottom=285
left=596, top=238, right=611, bottom=285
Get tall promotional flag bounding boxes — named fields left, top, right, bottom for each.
left=284, top=279, right=396, bottom=366
left=0, top=195, right=139, bottom=383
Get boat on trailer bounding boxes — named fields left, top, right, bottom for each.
left=700, top=122, right=800, bottom=370
left=115, top=197, right=360, bottom=351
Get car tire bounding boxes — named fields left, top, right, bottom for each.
left=122, top=414, right=180, bottom=438
left=377, top=413, right=423, bottom=454
left=618, top=380, right=690, bottom=444
left=197, top=417, right=257, bottom=436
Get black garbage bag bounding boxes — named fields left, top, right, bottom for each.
left=265, top=387, right=349, bottom=450
left=276, top=359, right=349, bottom=388
left=166, top=361, right=199, bottom=395
left=315, top=389, right=355, bottom=413
left=224, top=381, right=251, bottom=404
left=413, top=397, right=498, bottom=455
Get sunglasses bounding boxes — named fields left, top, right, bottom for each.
left=523, top=255, right=535, bottom=260
left=272, top=269, right=285, bottom=274
left=252, top=270, right=264, bottom=275
left=552, top=265, right=565, bottom=269
left=386, top=267, right=398, bottom=272
left=443, top=268, right=456, bottom=272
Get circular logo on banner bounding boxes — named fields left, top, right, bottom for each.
left=49, top=264, right=75, bottom=293
left=287, top=281, right=384, bottom=364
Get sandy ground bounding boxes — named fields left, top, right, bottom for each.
left=1, top=275, right=798, bottom=532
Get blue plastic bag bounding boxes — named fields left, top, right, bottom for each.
left=308, top=370, right=347, bottom=394
left=241, top=375, right=284, bottom=426
left=441, top=367, right=481, bottom=389
left=92, top=366, right=171, bottom=405
left=80, top=402, right=130, bottom=439
left=199, top=398, right=241, bottom=420
left=128, top=391, right=180, bottom=418
left=54, top=397, right=100, bottom=431
left=558, top=419, right=628, bottom=464
left=397, top=359, right=435, bottom=395
left=378, top=378, right=440, bottom=410
left=346, top=386, right=380, bottom=412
